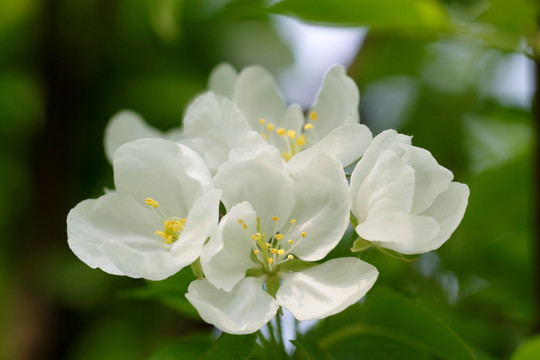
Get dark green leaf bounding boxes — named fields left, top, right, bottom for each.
left=269, top=0, right=450, bottom=30
left=297, top=288, right=476, bottom=360
left=200, top=333, right=257, bottom=360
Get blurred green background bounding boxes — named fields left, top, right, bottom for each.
left=0, top=0, right=538, bottom=359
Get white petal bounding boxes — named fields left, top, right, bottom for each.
left=311, top=66, right=360, bottom=139
left=355, top=213, right=440, bottom=254
left=232, top=66, right=285, bottom=128
left=213, top=147, right=294, bottom=234
left=350, top=130, right=411, bottom=204
left=104, top=110, right=164, bottom=163
left=201, top=202, right=258, bottom=291
left=67, top=193, right=167, bottom=278
left=277, top=258, right=378, bottom=321
left=208, top=63, right=237, bottom=99
left=287, top=124, right=372, bottom=174
left=282, top=104, right=304, bottom=134
left=171, top=189, right=222, bottom=262
left=415, top=182, right=470, bottom=253
left=114, top=139, right=213, bottom=217
left=354, top=150, right=415, bottom=222
left=186, top=277, right=278, bottom=334
left=287, top=155, right=350, bottom=261
left=183, top=93, right=267, bottom=174
left=400, top=144, right=454, bottom=214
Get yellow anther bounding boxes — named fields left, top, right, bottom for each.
left=259, top=118, right=266, bottom=125
left=276, top=128, right=286, bottom=137
left=287, top=254, right=294, bottom=260
left=155, top=230, right=166, bottom=238
left=290, top=219, right=296, bottom=224
left=287, top=130, right=296, bottom=139
left=271, top=248, right=278, bottom=254
left=277, top=249, right=285, bottom=256
left=243, top=224, right=248, bottom=229
left=165, top=235, right=174, bottom=244
left=172, top=221, right=184, bottom=232
left=254, top=249, right=259, bottom=255
left=301, top=232, right=306, bottom=238
left=288, top=239, right=294, bottom=244
left=296, top=135, right=306, bottom=147
left=265, top=243, right=271, bottom=248
left=304, top=123, right=314, bottom=131
left=272, top=217, right=279, bottom=221
left=267, top=123, right=275, bottom=131
left=309, top=110, right=318, bottom=121
left=282, top=151, right=292, bottom=161
left=238, top=219, right=244, bottom=224
left=275, top=234, right=284, bottom=240
left=145, top=198, right=159, bottom=208
left=251, top=234, right=258, bottom=241
left=268, top=258, right=274, bottom=264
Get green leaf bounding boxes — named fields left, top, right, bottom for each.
left=511, top=334, right=540, bottom=360
left=269, top=0, right=450, bottom=30
left=296, top=288, right=476, bottom=360
left=117, top=267, right=199, bottom=319
left=147, top=336, right=213, bottom=360
left=200, top=333, right=257, bottom=360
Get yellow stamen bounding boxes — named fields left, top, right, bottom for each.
left=287, top=254, right=294, bottom=260
left=243, top=224, right=248, bottom=229
left=301, top=232, right=306, bottom=238
left=277, top=249, right=285, bottom=256
left=145, top=198, right=159, bottom=208
left=287, top=130, right=296, bottom=139
left=272, top=217, right=279, bottom=221
left=251, top=234, right=258, bottom=240
left=155, top=230, right=166, bottom=238
left=165, top=235, right=174, bottom=244
left=275, top=234, right=284, bottom=240
left=290, top=219, right=296, bottom=224
left=276, top=128, right=286, bottom=137
left=288, top=239, right=294, bottom=244
left=254, top=249, right=259, bottom=255
left=296, top=135, right=306, bottom=147
left=267, top=123, right=275, bottom=131
left=271, top=248, right=278, bottom=254
left=304, top=123, right=314, bottom=131
left=265, top=243, right=271, bottom=248
left=309, top=110, right=318, bottom=121
left=238, top=219, right=244, bottom=224
left=282, top=151, right=292, bottom=161
left=259, top=118, right=266, bottom=125
left=268, top=258, right=274, bottom=264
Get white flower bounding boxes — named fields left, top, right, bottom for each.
left=350, top=130, right=470, bottom=255
left=104, top=110, right=184, bottom=164
left=185, top=147, right=378, bottom=334
left=200, top=63, right=373, bottom=173
left=67, top=138, right=221, bottom=280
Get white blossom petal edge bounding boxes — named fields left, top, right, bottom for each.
left=67, top=138, right=221, bottom=280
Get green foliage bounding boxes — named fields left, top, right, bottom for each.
left=148, top=333, right=257, bottom=360
left=294, top=288, right=476, bottom=360
left=511, top=335, right=540, bottom=360
left=270, top=0, right=450, bottom=30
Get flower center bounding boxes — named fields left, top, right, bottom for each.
left=238, top=216, right=308, bottom=273
left=257, top=110, right=319, bottom=161
left=145, top=198, right=186, bottom=246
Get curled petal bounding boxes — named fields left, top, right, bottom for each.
left=287, top=154, right=350, bottom=261
left=186, top=277, right=278, bottom=334
left=311, top=66, right=360, bottom=139
left=277, top=258, right=378, bottom=321
left=287, top=124, right=372, bottom=174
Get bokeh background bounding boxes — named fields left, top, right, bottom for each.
left=1, top=0, right=538, bottom=359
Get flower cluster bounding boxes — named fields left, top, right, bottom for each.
left=67, top=64, right=469, bottom=334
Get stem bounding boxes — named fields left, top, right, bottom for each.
left=276, top=313, right=287, bottom=357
